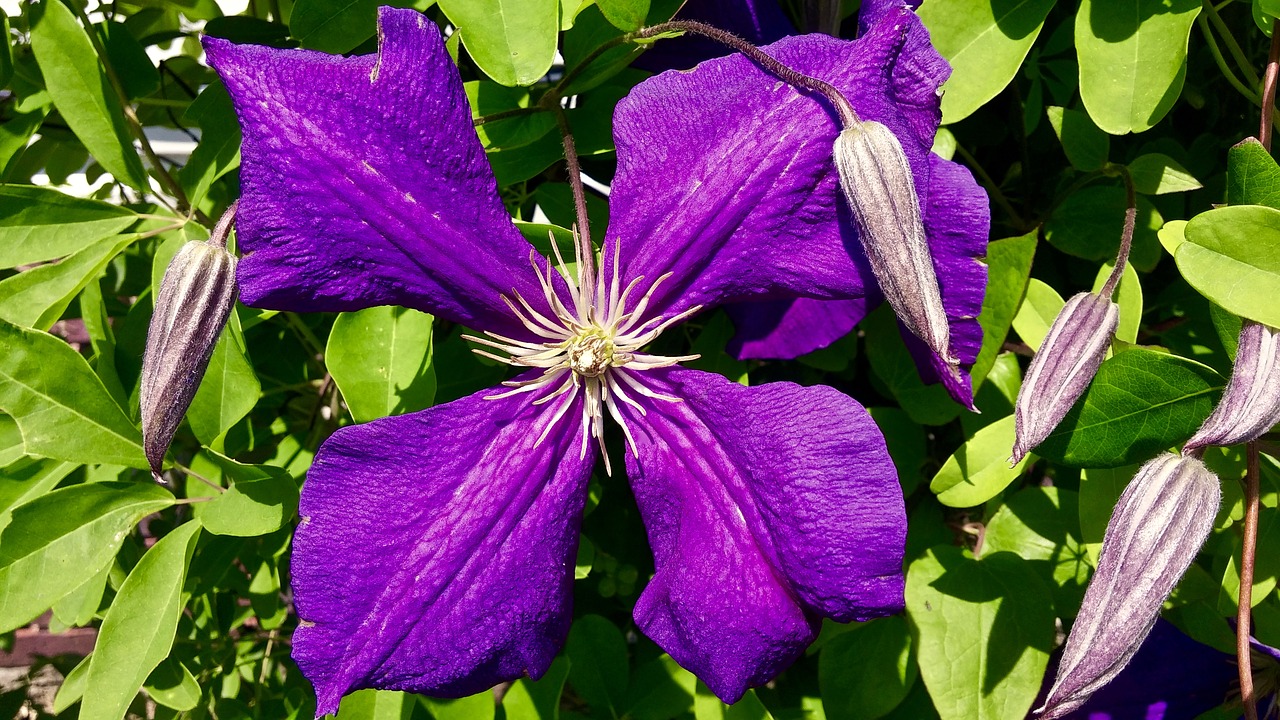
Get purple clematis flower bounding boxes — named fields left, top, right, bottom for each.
left=203, top=3, right=975, bottom=712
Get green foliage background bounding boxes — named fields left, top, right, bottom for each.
left=0, top=0, right=1278, bottom=718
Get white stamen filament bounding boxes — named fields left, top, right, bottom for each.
left=468, top=229, right=701, bottom=474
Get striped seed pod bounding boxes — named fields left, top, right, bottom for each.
left=1038, top=453, right=1221, bottom=719
left=1011, top=292, right=1119, bottom=464
left=833, top=120, right=956, bottom=376
left=140, top=201, right=239, bottom=480
left=1184, top=320, right=1280, bottom=452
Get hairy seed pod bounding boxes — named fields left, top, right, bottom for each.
left=1184, top=320, right=1280, bottom=452
left=141, top=202, right=239, bottom=480
left=834, top=120, right=955, bottom=374
left=1038, top=453, right=1220, bottom=719
left=1011, top=292, right=1119, bottom=464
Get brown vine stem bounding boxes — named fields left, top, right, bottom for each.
left=1100, top=164, right=1135, bottom=299
left=1240, top=440, right=1261, bottom=720
left=549, top=104, right=595, bottom=262
left=635, top=20, right=861, bottom=125
left=1262, top=19, right=1280, bottom=151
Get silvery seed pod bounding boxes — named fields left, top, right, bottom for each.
left=1038, top=453, right=1220, bottom=719
left=1011, top=292, right=1119, bottom=464
left=833, top=120, right=956, bottom=373
left=141, top=202, right=239, bottom=481
left=1184, top=320, right=1280, bottom=452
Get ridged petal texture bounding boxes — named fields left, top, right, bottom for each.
left=609, top=7, right=989, bottom=405
left=291, top=382, right=593, bottom=715
left=616, top=367, right=905, bottom=702
left=140, top=209, right=238, bottom=477
left=1184, top=320, right=1280, bottom=452
left=1038, top=453, right=1221, bottom=719
left=1012, top=292, right=1119, bottom=463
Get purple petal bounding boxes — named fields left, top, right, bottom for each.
left=616, top=367, right=905, bottom=702
left=291, top=383, right=593, bottom=714
left=857, top=0, right=922, bottom=34
left=204, top=8, right=551, bottom=338
left=724, top=297, right=869, bottom=359
left=610, top=13, right=988, bottom=399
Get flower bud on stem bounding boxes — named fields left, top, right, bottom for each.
left=1038, top=453, right=1221, bottom=719
left=140, top=201, right=240, bottom=481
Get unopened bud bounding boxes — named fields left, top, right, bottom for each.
left=1038, top=453, right=1220, bottom=719
left=1184, top=320, right=1280, bottom=452
left=834, top=120, right=956, bottom=374
left=1011, top=292, right=1119, bottom=464
left=141, top=202, right=239, bottom=480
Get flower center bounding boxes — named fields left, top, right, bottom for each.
left=462, top=229, right=702, bottom=474
left=566, top=330, right=615, bottom=377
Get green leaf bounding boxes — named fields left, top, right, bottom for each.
left=143, top=658, right=201, bottom=712
left=336, top=689, right=415, bottom=720
left=1045, top=185, right=1162, bottom=271
left=0, top=185, right=136, bottom=268
left=1010, top=278, right=1063, bottom=352
left=188, top=311, right=260, bottom=444
left=1177, top=205, right=1280, bottom=326
left=1158, top=219, right=1187, bottom=256
left=1127, top=153, right=1201, bottom=194
left=596, top=0, right=650, bottom=30
left=0, top=481, right=174, bottom=633
left=1046, top=106, right=1108, bottom=171
left=421, top=692, right=496, bottom=720
left=53, top=654, right=90, bottom=714
left=0, top=231, right=138, bottom=331
left=0, top=107, right=50, bottom=180
left=566, top=614, right=629, bottom=717
left=290, top=0, right=381, bottom=54
left=1075, top=0, right=1201, bottom=135
left=869, top=407, right=928, bottom=496
left=905, top=547, right=1054, bottom=720
left=1078, top=464, right=1137, bottom=562
left=1227, top=137, right=1280, bottom=208
left=973, top=231, right=1037, bottom=389
left=1090, top=261, right=1142, bottom=344
left=621, top=655, right=696, bottom=720
left=0, top=15, right=12, bottom=88
left=917, top=0, right=1056, bottom=124
left=51, top=561, right=109, bottom=628
left=80, top=280, right=129, bottom=407
left=189, top=451, right=299, bottom=537
left=179, top=82, right=242, bottom=208
left=0, top=458, right=77, bottom=524
left=983, top=486, right=1091, bottom=613
left=819, top=616, right=915, bottom=720
left=864, top=306, right=963, bottom=426
left=1035, top=348, right=1223, bottom=467
left=930, top=414, right=1031, bottom=507
left=81, top=520, right=201, bottom=720
left=0, top=318, right=147, bottom=468
left=466, top=81, right=555, bottom=151
left=97, top=21, right=159, bottom=100
left=438, top=0, right=559, bottom=86
left=28, top=0, right=149, bottom=190
left=503, top=656, right=570, bottom=720
left=327, top=306, right=436, bottom=423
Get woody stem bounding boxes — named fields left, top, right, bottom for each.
left=1240, top=440, right=1261, bottom=720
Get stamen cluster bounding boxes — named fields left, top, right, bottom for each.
left=464, top=230, right=700, bottom=472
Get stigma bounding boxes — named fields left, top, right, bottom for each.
left=462, top=228, right=699, bottom=473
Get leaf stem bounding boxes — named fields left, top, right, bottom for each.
left=1198, top=16, right=1263, bottom=104
left=1203, top=0, right=1261, bottom=87
left=1239, top=440, right=1261, bottom=720
left=952, top=142, right=1029, bottom=230
left=473, top=106, right=544, bottom=126
left=1262, top=20, right=1280, bottom=151
left=67, top=0, right=203, bottom=222
left=1100, top=164, right=1135, bottom=299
